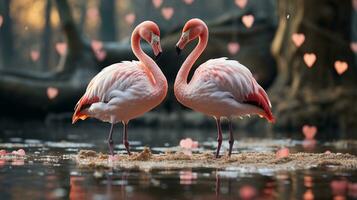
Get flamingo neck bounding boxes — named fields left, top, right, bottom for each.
left=131, top=29, right=167, bottom=92
left=174, top=25, right=208, bottom=101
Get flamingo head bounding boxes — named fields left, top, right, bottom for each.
left=138, top=21, right=162, bottom=59
left=176, top=18, right=208, bottom=54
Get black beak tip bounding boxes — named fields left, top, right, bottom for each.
left=176, top=46, right=181, bottom=55
left=155, top=52, right=162, bottom=60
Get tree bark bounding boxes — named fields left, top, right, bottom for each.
left=270, top=0, right=357, bottom=134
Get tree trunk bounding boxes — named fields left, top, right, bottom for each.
left=99, top=0, right=116, bottom=41
left=42, top=0, right=52, bottom=71
left=270, top=0, right=357, bottom=135
left=0, top=0, right=14, bottom=68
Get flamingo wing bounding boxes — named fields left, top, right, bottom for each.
left=72, top=61, right=152, bottom=123
left=190, top=58, right=274, bottom=122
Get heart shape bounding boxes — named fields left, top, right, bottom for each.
left=56, top=42, right=67, bottom=56
left=227, top=42, right=240, bottom=55
left=302, top=125, right=317, bottom=140
left=303, top=53, right=317, bottom=68
left=183, top=0, right=194, bottom=5
left=235, top=0, right=248, bottom=9
left=91, top=40, right=103, bottom=51
left=161, top=7, right=174, bottom=20
left=86, top=8, right=99, bottom=20
left=334, top=60, right=348, bottom=75
left=125, top=13, right=136, bottom=25
left=152, top=0, right=163, bottom=8
left=242, top=15, right=254, bottom=28
left=47, top=87, right=59, bottom=100
left=350, top=42, right=357, bottom=53
left=30, top=50, right=40, bottom=61
left=239, top=186, right=257, bottom=200
left=0, top=15, right=3, bottom=27
left=291, top=33, right=305, bottom=47
left=179, top=138, right=198, bottom=149
left=95, top=49, right=107, bottom=61
left=276, top=147, right=289, bottom=159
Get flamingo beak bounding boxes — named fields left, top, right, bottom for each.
left=151, top=34, right=162, bottom=60
left=176, top=30, right=190, bottom=55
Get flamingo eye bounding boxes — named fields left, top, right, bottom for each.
left=151, top=33, right=160, bottom=45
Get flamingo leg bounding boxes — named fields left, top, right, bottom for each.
left=107, top=123, right=115, bottom=156
left=228, top=120, right=234, bottom=157
left=122, top=122, right=131, bottom=155
left=215, top=117, right=223, bottom=158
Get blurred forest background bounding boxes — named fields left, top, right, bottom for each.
left=0, top=0, right=356, bottom=135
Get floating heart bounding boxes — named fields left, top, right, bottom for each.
left=91, top=40, right=103, bottom=52
left=95, top=49, right=107, bottom=61
left=183, top=0, right=194, bottom=5
left=0, top=15, right=3, bottom=27
left=239, top=185, right=257, bottom=200
left=179, top=138, right=198, bottom=149
left=86, top=8, right=99, bottom=20
left=235, top=0, right=248, bottom=9
left=303, top=53, right=316, bottom=68
left=334, top=60, right=348, bottom=75
left=242, top=15, right=254, bottom=28
left=304, top=176, right=313, bottom=188
left=276, top=147, right=289, bottom=159
left=47, top=87, right=59, bottom=100
left=55, top=42, right=67, bottom=56
left=161, top=7, right=174, bottom=20
left=227, top=42, right=240, bottom=55
left=125, top=13, right=136, bottom=25
left=303, top=189, right=314, bottom=200
left=30, top=50, right=40, bottom=61
left=350, top=42, right=357, bottom=53
left=291, top=33, right=305, bottom=47
left=302, top=125, right=317, bottom=140
left=152, top=0, right=163, bottom=8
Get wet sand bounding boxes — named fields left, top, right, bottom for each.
left=75, top=147, right=357, bottom=172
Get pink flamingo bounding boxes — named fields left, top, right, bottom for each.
left=72, top=21, right=167, bottom=156
left=175, top=19, right=274, bottom=158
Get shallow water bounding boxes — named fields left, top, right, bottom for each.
left=0, top=122, right=356, bottom=199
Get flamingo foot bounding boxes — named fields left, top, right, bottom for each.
left=123, top=122, right=131, bottom=155
left=215, top=118, right=223, bottom=158
left=107, top=123, right=115, bottom=156
left=228, top=120, right=234, bottom=157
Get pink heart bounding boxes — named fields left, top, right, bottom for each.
left=334, top=60, right=348, bottom=75
left=95, top=49, right=107, bottom=61
left=161, top=7, right=174, bottom=20
left=152, top=0, right=163, bottom=8
left=125, top=13, right=136, bottom=25
left=235, top=0, right=248, bottom=9
left=303, top=53, right=317, bottom=68
left=86, top=8, right=99, bottom=20
left=56, top=42, right=67, bottom=56
left=276, top=147, right=289, bottom=159
left=353, top=0, right=357, bottom=11
left=179, top=138, right=198, bottom=149
left=0, top=15, right=3, bottom=27
left=291, top=33, right=305, bottom=47
left=239, top=185, right=257, bottom=200
left=183, top=0, right=194, bottom=5
left=91, top=40, right=103, bottom=51
left=242, top=15, right=254, bottom=28
left=30, top=50, right=40, bottom=61
left=302, top=125, right=317, bottom=140
left=351, top=42, right=357, bottom=53
left=227, top=42, right=240, bottom=55
left=303, top=190, right=314, bottom=200
left=47, top=87, right=59, bottom=100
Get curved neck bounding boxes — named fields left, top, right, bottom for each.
left=174, top=26, right=208, bottom=96
left=131, top=29, right=166, bottom=88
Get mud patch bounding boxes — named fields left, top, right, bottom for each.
left=75, top=147, right=357, bottom=172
